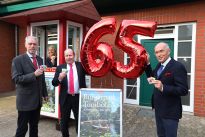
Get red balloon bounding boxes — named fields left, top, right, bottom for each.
left=81, top=18, right=157, bottom=78
left=112, top=20, right=157, bottom=78
left=80, top=18, right=116, bottom=77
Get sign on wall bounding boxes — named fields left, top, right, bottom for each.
left=78, top=88, right=122, bottom=137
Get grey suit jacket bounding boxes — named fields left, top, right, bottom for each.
left=11, top=53, right=48, bottom=111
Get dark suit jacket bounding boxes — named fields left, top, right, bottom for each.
left=11, top=53, right=48, bottom=111
left=145, top=58, right=188, bottom=120
left=52, top=62, right=86, bottom=107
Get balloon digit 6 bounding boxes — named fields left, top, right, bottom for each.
left=80, top=18, right=116, bottom=77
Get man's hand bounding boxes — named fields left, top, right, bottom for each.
left=152, top=80, right=163, bottom=92
left=58, top=72, right=67, bottom=81
left=34, top=68, right=44, bottom=77
left=147, top=77, right=156, bottom=84
left=51, top=56, right=56, bottom=64
left=147, top=77, right=163, bottom=92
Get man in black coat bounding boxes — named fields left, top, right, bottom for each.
left=145, top=42, right=188, bottom=137
left=11, top=36, right=48, bottom=137
left=52, top=48, right=86, bottom=137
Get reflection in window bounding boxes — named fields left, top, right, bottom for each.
left=32, top=24, right=58, bottom=67
left=68, top=25, right=81, bottom=61
left=126, top=86, right=137, bottom=99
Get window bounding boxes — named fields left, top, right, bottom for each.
left=177, top=24, right=195, bottom=107
left=31, top=21, right=59, bottom=67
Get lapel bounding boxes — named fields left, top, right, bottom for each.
left=158, top=59, right=174, bottom=79
left=75, top=62, right=80, bottom=77
left=36, top=56, right=42, bottom=66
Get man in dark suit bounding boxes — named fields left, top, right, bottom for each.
left=11, top=36, right=48, bottom=137
left=145, top=42, right=188, bottom=137
left=52, top=48, right=87, bottom=137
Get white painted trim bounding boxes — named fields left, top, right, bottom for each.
left=30, top=20, right=60, bottom=118
left=30, top=20, right=60, bottom=66
left=123, top=54, right=140, bottom=105
left=183, top=22, right=196, bottom=112
left=30, top=20, right=59, bottom=26
left=66, top=21, right=83, bottom=50
left=66, top=20, right=91, bottom=87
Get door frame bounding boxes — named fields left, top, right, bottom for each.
left=123, top=26, right=175, bottom=105
left=123, top=22, right=195, bottom=113
left=137, top=23, right=195, bottom=112
left=139, top=39, right=174, bottom=107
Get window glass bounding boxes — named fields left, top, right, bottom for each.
left=126, top=86, right=137, bottom=99
left=32, top=24, right=58, bottom=67
left=178, top=42, right=192, bottom=56
left=187, top=74, right=190, bottom=90
left=68, top=25, right=81, bottom=61
left=181, top=91, right=190, bottom=105
left=177, top=58, right=191, bottom=73
left=127, top=79, right=137, bottom=85
left=178, top=25, right=192, bottom=40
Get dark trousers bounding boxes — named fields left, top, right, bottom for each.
left=60, top=94, right=79, bottom=137
left=155, top=113, right=179, bottom=137
left=15, top=107, right=41, bottom=137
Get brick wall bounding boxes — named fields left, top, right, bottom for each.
left=4, top=1, right=204, bottom=116
left=100, top=1, right=205, bottom=116
left=0, top=21, right=15, bottom=93
left=18, top=26, right=27, bottom=54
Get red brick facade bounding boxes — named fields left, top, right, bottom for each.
left=0, top=1, right=204, bottom=116
left=100, top=1, right=205, bottom=116
left=0, top=21, right=15, bottom=93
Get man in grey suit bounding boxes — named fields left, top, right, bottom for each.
left=11, top=36, right=48, bottom=137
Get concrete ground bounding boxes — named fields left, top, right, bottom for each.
left=0, top=91, right=205, bottom=137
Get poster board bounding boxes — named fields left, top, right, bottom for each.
left=78, top=88, right=122, bottom=137
left=40, top=68, right=59, bottom=118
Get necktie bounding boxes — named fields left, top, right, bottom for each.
left=32, top=57, right=38, bottom=70
left=69, top=64, right=74, bottom=94
left=157, top=65, right=164, bottom=77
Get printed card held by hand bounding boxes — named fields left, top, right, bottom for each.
left=62, top=68, right=68, bottom=73
left=147, top=77, right=157, bottom=84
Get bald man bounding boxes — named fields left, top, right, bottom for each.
left=52, top=48, right=87, bottom=137
left=145, top=42, right=188, bottom=137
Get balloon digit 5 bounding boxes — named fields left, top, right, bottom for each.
left=112, top=20, right=157, bottom=78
